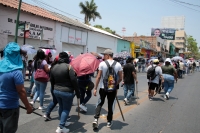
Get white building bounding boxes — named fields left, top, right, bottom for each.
left=161, top=16, right=185, bottom=29
left=0, top=0, right=122, bottom=59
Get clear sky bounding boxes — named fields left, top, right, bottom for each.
left=24, top=0, right=200, bottom=46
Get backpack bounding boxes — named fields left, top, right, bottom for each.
left=103, top=60, right=117, bottom=92
left=147, top=65, right=157, bottom=80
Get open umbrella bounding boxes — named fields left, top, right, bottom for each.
left=39, top=44, right=55, bottom=49
left=21, top=44, right=37, bottom=54
left=42, top=49, right=57, bottom=55
left=70, top=53, right=100, bottom=76
left=172, top=56, right=183, bottom=61
left=114, top=51, right=131, bottom=58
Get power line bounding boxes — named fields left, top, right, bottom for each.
left=167, top=0, right=200, bottom=12
left=172, top=0, right=200, bottom=8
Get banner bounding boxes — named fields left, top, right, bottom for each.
left=151, top=28, right=176, bottom=40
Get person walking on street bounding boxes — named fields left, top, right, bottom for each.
left=161, top=58, right=178, bottom=100
left=77, top=73, right=93, bottom=112
left=92, top=49, right=122, bottom=129
left=179, top=60, right=184, bottom=78
left=50, top=52, right=80, bottom=133
left=196, top=61, right=199, bottom=72
left=147, top=59, right=164, bottom=101
left=122, top=57, right=138, bottom=105
left=0, top=42, right=33, bottom=133
left=29, top=49, right=50, bottom=110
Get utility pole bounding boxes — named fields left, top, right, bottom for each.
left=23, top=21, right=26, bottom=45
left=14, top=0, right=22, bottom=43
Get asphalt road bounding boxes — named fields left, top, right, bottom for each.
left=17, top=72, right=200, bottom=133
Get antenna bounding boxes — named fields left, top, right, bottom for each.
left=122, top=27, right=126, bottom=38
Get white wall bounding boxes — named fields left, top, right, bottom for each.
left=54, top=22, right=88, bottom=55
left=0, top=5, right=55, bottom=45
left=87, top=31, right=117, bottom=54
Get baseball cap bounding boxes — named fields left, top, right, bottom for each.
left=101, top=49, right=113, bottom=55
left=153, top=59, right=159, bottom=63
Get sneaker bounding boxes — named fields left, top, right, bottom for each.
left=43, top=114, right=52, bottom=121
left=37, top=97, right=45, bottom=102
left=107, top=121, right=113, bottom=128
left=149, top=97, right=153, bottom=101
left=79, top=104, right=87, bottom=112
left=38, top=106, right=47, bottom=110
left=65, top=122, right=71, bottom=127
left=92, top=119, right=98, bottom=129
left=36, top=97, right=40, bottom=102
left=124, top=98, right=129, bottom=105
left=55, top=127, right=69, bottom=133
left=166, top=92, right=169, bottom=100
left=29, top=101, right=34, bottom=105
left=67, top=116, right=71, bottom=121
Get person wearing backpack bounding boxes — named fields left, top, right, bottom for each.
left=92, top=49, right=122, bottom=129
left=122, top=57, right=138, bottom=105
left=146, top=59, right=164, bottom=100
left=161, top=58, right=178, bottom=100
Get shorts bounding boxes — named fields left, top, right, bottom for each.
left=148, top=82, right=158, bottom=90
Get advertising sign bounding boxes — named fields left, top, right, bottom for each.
left=151, top=28, right=176, bottom=40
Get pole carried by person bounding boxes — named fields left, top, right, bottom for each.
left=116, top=97, right=125, bottom=121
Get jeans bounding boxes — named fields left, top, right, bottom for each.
left=162, top=74, right=175, bottom=94
left=46, top=87, right=58, bottom=115
left=53, top=90, right=74, bottom=128
left=0, top=108, right=19, bottom=133
left=94, top=89, right=116, bottom=122
left=33, top=80, right=47, bottom=106
left=78, top=81, right=92, bottom=105
left=196, top=66, right=199, bottom=71
left=178, top=70, right=183, bottom=78
left=124, top=84, right=135, bottom=100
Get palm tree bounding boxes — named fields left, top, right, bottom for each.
left=79, top=0, right=102, bottom=25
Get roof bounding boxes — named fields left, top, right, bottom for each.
left=0, top=0, right=91, bottom=30
left=0, top=0, right=63, bottom=22
left=85, top=25, right=123, bottom=39
left=0, top=0, right=121, bottom=39
left=51, top=12, right=92, bottom=30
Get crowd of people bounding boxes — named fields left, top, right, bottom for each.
left=0, top=42, right=199, bottom=133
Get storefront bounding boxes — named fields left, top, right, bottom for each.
left=117, top=39, right=130, bottom=53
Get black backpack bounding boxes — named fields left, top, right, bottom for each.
left=147, top=65, right=157, bottom=80
left=103, top=60, right=117, bottom=92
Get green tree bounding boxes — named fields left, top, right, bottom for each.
left=187, top=36, right=199, bottom=56
left=94, top=25, right=116, bottom=35
left=79, top=0, right=102, bottom=25
left=187, top=36, right=199, bottom=58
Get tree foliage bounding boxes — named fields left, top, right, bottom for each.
left=94, top=25, right=116, bottom=34
left=186, top=36, right=199, bottom=59
left=79, top=0, right=102, bottom=25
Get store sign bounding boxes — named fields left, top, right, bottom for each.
left=135, top=48, right=141, bottom=52
left=68, top=28, right=75, bottom=43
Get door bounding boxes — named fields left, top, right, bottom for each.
left=62, top=43, right=84, bottom=57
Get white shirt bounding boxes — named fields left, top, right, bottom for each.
left=196, top=62, right=199, bottom=67
left=98, top=60, right=122, bottom=89
left=147, top=64, right=162, bottom=84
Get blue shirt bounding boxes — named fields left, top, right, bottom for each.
left=0, top=70, right=24, bottom=109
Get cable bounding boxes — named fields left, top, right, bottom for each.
left=172, top=0, right=200, bottom=8
left=167, top=0, right=200, bottom=13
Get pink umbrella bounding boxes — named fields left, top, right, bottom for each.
left=70, top=53, right=100, bottom=76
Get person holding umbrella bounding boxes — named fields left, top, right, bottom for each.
left=92, top=49, right=123, bottom=128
